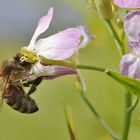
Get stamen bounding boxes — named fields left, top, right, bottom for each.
left=20, top=47, right=38, bottom=64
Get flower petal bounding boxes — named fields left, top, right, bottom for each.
left=120, top=53, right=140, bottom=79
left=120, top=53, right=136, bottom=75
left=124, top=11, right=140, bottom=43
left=35, top=28, right=81, bottom=60
left=114, top=0, right=140, bottom=8
left=27, top=62, right=77, bottom=80
left=28, top=7, right=54, bottom=50
left=44, top=66, right=77, bottom=80
left=128, top=41, right=140, bottom=49
left=77, top=26, right=94, bottom=49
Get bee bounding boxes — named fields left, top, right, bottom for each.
left=0, top=53, right=42, bottom=114
left=3, top=82, right=39, bottom=113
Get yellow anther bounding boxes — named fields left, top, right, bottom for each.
left=20, top=47, right=38, bottom=64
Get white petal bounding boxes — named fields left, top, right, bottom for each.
left=27, top=7, right=54, bottom=51
left=78, top=26, right=94, bottom=49
left=27, top=62, right=77, bottom=80
left=35, top=28, right=81, bottom=60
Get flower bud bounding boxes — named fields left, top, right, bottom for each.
left=116, top=18, right=123, bottom=29
left=94, top=0, right=113, bottom=20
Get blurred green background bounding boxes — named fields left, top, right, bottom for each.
left=0, top=0, right=140, bottom=140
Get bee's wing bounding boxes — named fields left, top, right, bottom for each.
left=0, top=82, right=4, bottom=111
left=0, top=77, right=10, bottom=112
left=0, top=96, right=4, bottom=111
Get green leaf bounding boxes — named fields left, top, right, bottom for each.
left=106, top=70, right=140, bottom=97
left=62, top=102, right=76, bottom=140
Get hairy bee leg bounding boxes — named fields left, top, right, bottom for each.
left=27, top=85, right=36, bottom=95
left=22, top=81, right=32, bottom=87
left=27, top=77, right=43, bottom=95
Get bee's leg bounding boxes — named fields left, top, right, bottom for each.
left=22, top=81, right=33, bottom=87
left=27, top=77, right=43, bottom=95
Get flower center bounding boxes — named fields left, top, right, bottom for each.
left=20, top=48, right=76, bottom=69
left=20, top=47, right=38, bottom=63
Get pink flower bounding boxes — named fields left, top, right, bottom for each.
left=114, top=0, right=140, bottom=8
left=22, top=7, right=93, bottom=80
left=120, top=11, right=140, bottom=80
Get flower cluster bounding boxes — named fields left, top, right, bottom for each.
left=114, top=0, right=140, bottom=80
left=114, top=0, right=140, bottom=8
left=21, top=7, right=93, bottom=81
left=120, top=11, right=140, bottom=80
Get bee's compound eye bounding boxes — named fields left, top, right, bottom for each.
left=13, top=71, right=20, bottom=76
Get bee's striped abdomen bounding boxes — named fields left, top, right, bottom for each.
left=4, top=84, right=38, bottom=114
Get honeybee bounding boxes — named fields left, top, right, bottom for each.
left=0, top=53, right=42, bottom=113
left=3, top=82, right=39, bottom=113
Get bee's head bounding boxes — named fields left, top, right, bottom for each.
left=14, top=53, right=32, bottom=69
left=0, top=58, right=15, bottom=77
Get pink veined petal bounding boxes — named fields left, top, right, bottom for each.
left=128, top=58, right=140, bottom=80
left=120, top=53, right=137, bottom=76
left=35, top=28, right=81, bottom=60
left=129, top=40, right=140, bottom=49
left=124, top=11, right=140, bottom=43
left=27, top=62, right=77, bottom=81
left=114, top=0, right=140, bottom=8
left=27, top=7, right=54, bottom=50
left=44, top=66, right=77, bottom=80
left=120, top=53, right=140, bottom=80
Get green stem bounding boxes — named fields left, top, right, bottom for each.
left=76, top=64, right=139, bottom=140
left=62, top=102, right=76, bottom=140
left=104, top=19, right=135, bottom=140
left=127, top=97, right=139, bottom=112
left=122, top=92, right=132, bottom=140
left=80, top=91, right=120, bottom=140
left=76, top=65, right=105, bottom=72
left=76, top=71, right=120, bottom=140
left=104, top=20, right=125, bottom=56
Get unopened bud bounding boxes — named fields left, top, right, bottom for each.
left=117, top=18, right=123, bottom=29
left=94, top=0, right=113, bottom=20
